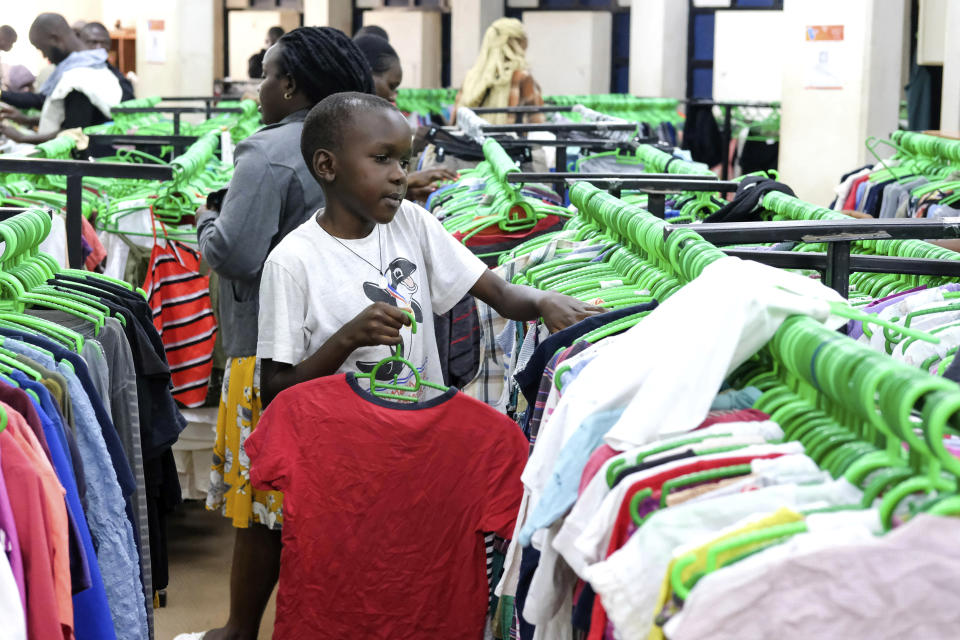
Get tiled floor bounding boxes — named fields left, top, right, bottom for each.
left=155, top=501, right=277, bottom=640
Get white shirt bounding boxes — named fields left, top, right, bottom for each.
left=0, top=533, right=25, bottom=640
left=258, top=201, right=487, bottom=389
left=663, top=512, right=960, bottom=640
left=532, top=257, right=844, bottom=460
left=584, top=478, right=864, bottom=640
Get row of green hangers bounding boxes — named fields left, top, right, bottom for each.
left=864, top=133, right=960, bottom=208
left=431, top=139, right=573, bottom=251
left=394, top=88, right=459, bottom=116
left=527, top=185, right=960, bottom=601
left=663, top=316, right=960, bottom=601
left=546, top=95, right=684, bottom=126
left=0, top=209, right=144, bottom=338
left=762, top=189, right=960, bottom=290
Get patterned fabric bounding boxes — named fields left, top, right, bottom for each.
left=143, top=241, right=217, bottom=407
left=206, top=356, right=283, bottom=529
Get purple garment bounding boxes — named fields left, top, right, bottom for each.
left=847, top=283, right=960, bottom=339
left=847, top=286, right=927, bottom=338
left=0, top=445, right=26, bottom=618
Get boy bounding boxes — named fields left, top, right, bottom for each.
left=257, top=92, right=601, bottom=404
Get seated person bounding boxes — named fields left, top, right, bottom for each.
left=0, top=13, right=122, bottom=144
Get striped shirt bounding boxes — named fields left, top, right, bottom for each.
left=143, top=241, right=217, bottom=407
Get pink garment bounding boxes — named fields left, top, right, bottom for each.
left=81, top=216, right=107, bottom=271
left=579, top=445, right=618, bottom=496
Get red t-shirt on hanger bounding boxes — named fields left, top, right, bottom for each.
left=247, top=373, right=528, bottom=639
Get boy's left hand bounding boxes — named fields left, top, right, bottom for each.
left=537, top=292, right=605, bottom=333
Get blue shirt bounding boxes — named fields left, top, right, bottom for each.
left=2, top=339, right=147, bottom=640
left=519, top=408, right=626, bottom=546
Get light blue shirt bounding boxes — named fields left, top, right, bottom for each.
left=519, top=407, right=626, bottom=546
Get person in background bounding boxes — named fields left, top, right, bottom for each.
left=355, top=34, right=457, bottom=202
left=354, top=24, right=389, bottom=41
left=247, top=26, right=284, bottom=80
left=0, top=25, right=16, bottom=90
left=78, top=22, right=134, bottom=101
left=454, top=17, right=544, bottom=125
left=174, top=26, right=375, bottom=640
left=0, top=13, right=122, bottom=143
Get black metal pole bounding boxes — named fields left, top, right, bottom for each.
left=173, top=111, right=181, bottom=136
left=825, top=241, right=852, bottom=299
left=65, top=175, right=83, bottom=269
left=647, top=193, right=666, bottom=219
left=721, top=105, right=732, bottom=181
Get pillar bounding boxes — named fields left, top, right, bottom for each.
left=135, top=0, right=217, bottom=96
left=451, top=0, right=503, bottom=89
left=302, top=0, right=351, bottom=33
left=778, top=0, right=905, bottom=204
left=628, top=0, right=688, bottom=98
left=940, top=0, right=960, bottom=132
left=362, top=10, right=441, bottom=89
left=523, top=11, right=612, bottom=95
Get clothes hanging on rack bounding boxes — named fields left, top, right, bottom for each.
left=245, top=373, right=528, bottom=639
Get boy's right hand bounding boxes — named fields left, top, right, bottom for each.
left=343, top=302, right=412, bottom=349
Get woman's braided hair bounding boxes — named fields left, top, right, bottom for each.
left=276, top=26, right=374, bottom=104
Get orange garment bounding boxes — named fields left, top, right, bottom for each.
left=5, top=403, right=73, bottom=640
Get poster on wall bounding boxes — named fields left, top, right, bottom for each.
left=804, top=25, right=845, bottom=90
left=145, top=19, right=166, bottom=64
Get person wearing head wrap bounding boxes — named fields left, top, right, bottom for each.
left=454, top=17, right=544, bottom=125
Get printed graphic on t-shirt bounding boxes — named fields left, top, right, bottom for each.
left=357, top=256, right=427, bottom=382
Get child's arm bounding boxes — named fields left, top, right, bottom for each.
left=469, top=270, right=604, bottom=333
left=261, top=302, right=412, bottom=406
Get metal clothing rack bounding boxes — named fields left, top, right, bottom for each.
left=505, top=172, right=737, bottom=215
left=684, top=99, right=779, bottom=180
left=450, top=107, right=653, bottom=177
left=110, top=105, right=244, bottom=135
left=665, top=218, right=960, bottom=298
left=0, top=157, right=173, bottom=268
left=86, top=134, right=200, bottom=159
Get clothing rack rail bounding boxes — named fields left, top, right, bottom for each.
left=85, top=134, right=200, bottom=159
left=454, top=106, right=652, bottom=177
left=504, top=172, right=737, bottom=213
left=110, top=105, right=245, bottom=135
left=668, top=218, right=960, bottom=298
left=0, top=157, right=173, bottom=268
left=684, top=99, right=780, bottom=179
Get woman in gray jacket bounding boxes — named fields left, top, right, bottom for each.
left=185, top=27, right=373, bottom=640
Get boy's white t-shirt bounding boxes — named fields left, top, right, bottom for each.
left=258, top=200, right=487, bottom=389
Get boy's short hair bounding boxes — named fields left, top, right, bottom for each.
left=300, top=91, right=401, bottom=178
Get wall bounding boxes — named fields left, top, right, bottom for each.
left=302, top=0, right=351, bottom=32
left=227, top=9, right=300, bottom=80
left=451, top=0, right=502, bottom=89
left=629, top=0, right=688, bottom=98
left=713, top=10, right=786, bottom=102
left=778, top=0, right=906, bottom=205
left=362, top=10, right=441, bottom=89
left=523, top=11, right=611, bottom=95
left=134, top=0, right=217, bottom=97
left=1, top=1, right=102, bottom=76
left=941, top=0, right=960, bottom=132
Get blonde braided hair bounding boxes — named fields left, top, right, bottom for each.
left=459, top=18, right=528, bottom=125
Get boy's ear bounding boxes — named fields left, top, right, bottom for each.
left=312, top=148, right=336, bottom=183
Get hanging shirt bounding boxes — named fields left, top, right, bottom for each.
left=246, top=374, right=528, bottom=639
left=258, top=201, right=487, bottom=393
left=143, top=240, right=217, bottom=407
left=0, top=429, right=62, bottom=640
